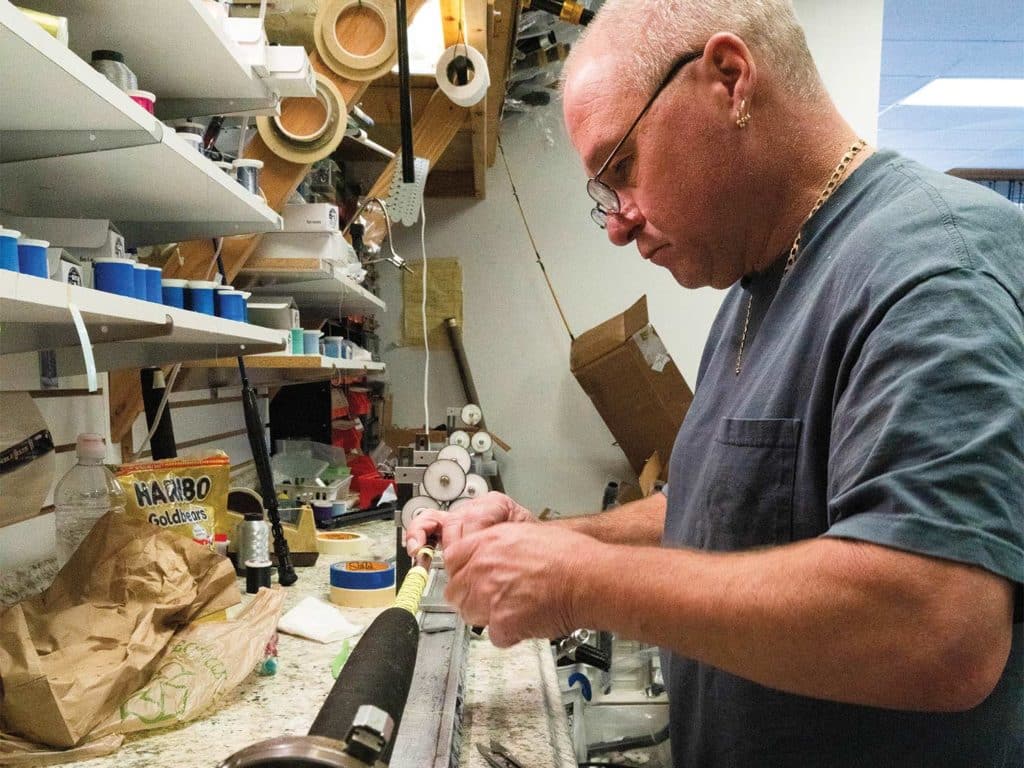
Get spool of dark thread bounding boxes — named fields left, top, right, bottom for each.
left=245, top=559, right=272, bottom=594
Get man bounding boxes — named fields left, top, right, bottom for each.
left=407, top=1, right=1023, bottom=764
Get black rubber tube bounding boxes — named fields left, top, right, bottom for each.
left=308, top=607, right=420, bottom=763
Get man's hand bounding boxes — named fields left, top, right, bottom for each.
left=405, top=491, right=535, bottom=555
left=443, top=522, right=598, bottom=648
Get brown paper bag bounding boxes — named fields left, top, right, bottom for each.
left=0, top=589, right=285, bottom=766
left=0, top=512, right=240, bottom=748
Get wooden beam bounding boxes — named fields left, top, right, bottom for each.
left=466, top=0, right=489, bottom=197
left=485, top=0, right=520, bottom=167
left=440, top=0, right=463, bottom=47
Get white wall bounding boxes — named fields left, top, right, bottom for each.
left=380, top=0, right=884, bottom=515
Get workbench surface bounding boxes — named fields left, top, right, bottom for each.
left=54, top=518, right=576, bottom=768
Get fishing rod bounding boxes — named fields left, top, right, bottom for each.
left=219, top=537, right=440, bottom=767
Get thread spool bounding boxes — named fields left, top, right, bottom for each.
left=90, top=50, right=137, bottom=91
left=16, top=238, right=49, bottom=278
left=435, top=44, right=490, bottom=107
left=0, top=228, right=21, bottom=272
left=236, top=511, right=271, bottom=568
left=161, top=278, right=188, bottom=308
left=245, top=559, right=273, bottom=593
left=128, top=90, right=156, bottom=114
left=232, top=159, right=263, bottom=194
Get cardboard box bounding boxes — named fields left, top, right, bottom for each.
left=570, top=296, right=693, bottom=479
left=282, top=203, right=340, bottom=232
left=252, top=230, right=356, bottom=263
left=47, top=247, right=92, bottom=288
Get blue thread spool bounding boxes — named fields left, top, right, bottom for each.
left=0, top=229, right=22, bottom=272
left=312, top=500, right=333, bottom=527
left=161, top=279, right=188, bottom=308
left=216, top=290, right=246, bottom=322
left=144, top=265, right=163, bottom=303
left=323, top=336, right=345, bottom=358
left=17, top=238, right=49, bottom=278
left=186, top=280, right=217, bottom=315
left=132, top=263, right=147, bottom=299
left=93, top=258, right=135, bottom=296
left=303, top=329, right=322, bottom=354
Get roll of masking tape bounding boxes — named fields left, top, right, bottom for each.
left=330, top=584, right=396, bottom=608
left=329, top=560, right=396, bottom=608
left=435, top=44, right=490, bottom=107
left=314, top=0, right=397, bottom=81
left=316, top=530, right=370, bottom=557
left=256, top=73, right=346, bottom=164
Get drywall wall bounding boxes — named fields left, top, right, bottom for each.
left=379, top=0, right=884, bottom=515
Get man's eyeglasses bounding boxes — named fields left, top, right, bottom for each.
left=587, top=50, right=704, bottom=229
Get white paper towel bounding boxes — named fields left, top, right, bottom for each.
left=435, top=44, right=490, bottom=107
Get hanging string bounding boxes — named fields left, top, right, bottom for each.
left=498, top=137, right=575, bottom=341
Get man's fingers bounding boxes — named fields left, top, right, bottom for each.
left=405, top=509, right=446, bottom=554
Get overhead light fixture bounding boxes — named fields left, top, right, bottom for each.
left=900, top=78, right=1024, bottom=108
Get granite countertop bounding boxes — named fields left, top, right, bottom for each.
left=50, top=518, right=575, bottom=768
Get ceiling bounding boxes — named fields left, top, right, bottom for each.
left=879, top=0, right=1024, bottom=172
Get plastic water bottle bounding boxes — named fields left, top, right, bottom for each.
left=54, top=434, right=126, bottom=567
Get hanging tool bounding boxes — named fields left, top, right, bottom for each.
left=386, top=0, right=430, bottom=224
left=218, top=537, right=440, bottom=767
left=213, top=241, right=297, bottom=587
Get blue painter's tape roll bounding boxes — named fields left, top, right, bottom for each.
left=330, top=561, right=396, bottom=590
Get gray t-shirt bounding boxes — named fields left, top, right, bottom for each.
left=662, top=150, right=1023, bottom=767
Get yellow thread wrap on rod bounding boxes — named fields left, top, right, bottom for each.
left=560, top=1, right=584, bottom=24
left=394, top=566, right=429, bottom=615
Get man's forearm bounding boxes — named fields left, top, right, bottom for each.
left=549, top=492, right=666, bottom=546
left=573, top=537, right=1013, bottom=712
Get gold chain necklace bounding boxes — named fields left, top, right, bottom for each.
left=734, top=139, right=867, bottom=375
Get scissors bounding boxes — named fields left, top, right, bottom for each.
left=476, top=739, right=526, bottom=768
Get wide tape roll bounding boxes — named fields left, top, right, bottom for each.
left=314, top=0, right=398, bottom=81
left=316, top=530, right=370, bottom=557
left=435, top=44, right=490, bottom=107
left=256, top=72, right=347, bottom=164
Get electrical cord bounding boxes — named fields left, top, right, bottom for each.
left=420, top=200, right=429, bottom=433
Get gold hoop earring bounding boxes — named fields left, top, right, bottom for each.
left=736, top=98, right=751, bottom=128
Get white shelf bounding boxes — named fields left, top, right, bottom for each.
left=0, top=273, right=288, bottom=374
left=238, top=257, right=387, bottom=316
left=180, top=353, right=385, bottom=389
left=0, top=131, right=283, bottom=244
left=26, top=0, right=278, bottom=119
left=0, top=2, right=162, bottom=161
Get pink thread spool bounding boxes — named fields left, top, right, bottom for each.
left=128, top=89, right=156, bottom=114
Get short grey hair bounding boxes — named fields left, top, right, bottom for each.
left=565, top=0, right=826, bottom=102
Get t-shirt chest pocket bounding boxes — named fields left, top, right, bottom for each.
left=700, top=418, right=802, bottom=550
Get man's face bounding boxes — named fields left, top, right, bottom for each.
left=564, top=54, right=741, bottom=289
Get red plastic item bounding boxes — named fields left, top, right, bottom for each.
left=347, top=390, right=372, bottom=416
